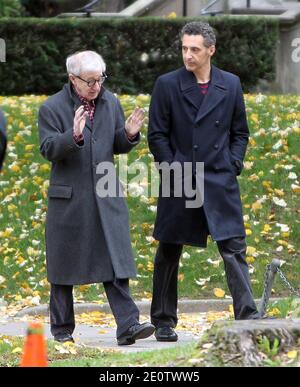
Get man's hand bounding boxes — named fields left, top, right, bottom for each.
left=73, top=106, right=88, bottom=137
left=125, top=107, right=145, bottom=139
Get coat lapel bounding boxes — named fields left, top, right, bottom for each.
left=180, top=68, right=202, bottom=111
left=196, top=66, right=227, bottom=123
left=92, top=87, right=107, bottom=133
left=179, top=65, right=227, bottom=123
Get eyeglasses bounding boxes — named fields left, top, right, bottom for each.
left=74, top=74, right=107, bottom=87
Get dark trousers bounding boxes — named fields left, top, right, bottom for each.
left=151, top=238, right=259, bottom=328
left=50, top=278, right=139, bottom=339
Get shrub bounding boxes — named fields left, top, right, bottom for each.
left=0, top=0, right=25, bottom=17
left=0, top=16, right=278, bottom=95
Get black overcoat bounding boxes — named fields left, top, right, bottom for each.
left=148, top=66, right=249, bottom=246
left=0, top=109, right=6, bottom=170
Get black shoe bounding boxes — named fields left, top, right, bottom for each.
left=54, top=333, right=74, bottom=343
left=260, top=316, right=277, bottom=320
left=248, top=314, right=277, bottom=320
left=155, top=327, right=178, bottom=342
left=117, top=322, right=155, bottom=346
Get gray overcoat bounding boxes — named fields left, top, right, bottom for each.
left=38, top=83, right=139, bottom=285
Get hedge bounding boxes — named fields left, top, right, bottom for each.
left=0, top=0, right=25, bottom=17
left=0, top=16, right=278, bottom=95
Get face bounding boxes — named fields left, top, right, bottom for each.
left=182, top=34, right=215, bottom=73
left=69, top=71, right=102, bottom=101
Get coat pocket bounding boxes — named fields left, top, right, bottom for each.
left=48, top=184, right=73, bottom=199
left=223, top=149, right=237, bottom=174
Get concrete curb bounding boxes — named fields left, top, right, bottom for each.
left=15, top=298, right=284, bottom=317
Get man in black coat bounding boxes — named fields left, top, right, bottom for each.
left=0, top=109, right=6, bottom=171
left=148, top=22, right=260, bottom=342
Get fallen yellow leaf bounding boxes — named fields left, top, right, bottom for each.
left=262, top=224, right=272, bottom=234
left=287, top=351, right=298, bottom=359
left=292, top=184, right=300, bottom=194
left=274, top=189, right=284, bottom=197
left=268, top=308, right=281, bottom=317
left=248, top=174, right=259, bottom=182
left=12, top=347, right=22, bottom=354
left=213, top=288, right=225, bottom=298
left=252, top=201, right=262, bottom=212
left=178, top=273, right=185, bottom=282
left=278, top=240, right=288, bottom=247
left=246, top=256, right=255, bottom=264
left=247, top=246, right=257, bottom=255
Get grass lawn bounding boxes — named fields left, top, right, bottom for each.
left=1, top=335, right=299, bottom=367
left=0, top=94, right=299, bottom=308
left=0, top=334, right=208, bottom=367
left=49, top=343, right=199, bottom=368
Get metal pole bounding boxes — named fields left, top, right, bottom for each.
left=183, top=0, right=187, bottom=16
left=247, top=0, right=251, bottom=8
left=258, top=259, right=281, bottom=318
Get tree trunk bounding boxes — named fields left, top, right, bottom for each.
left=199, top=319, right=300, bottom=367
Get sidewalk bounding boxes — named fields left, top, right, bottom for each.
left=0, top=320, right=202, bottom=353
left=0, top=298, right=282, bottom=353
left=0, top=299, right=233, bottom=353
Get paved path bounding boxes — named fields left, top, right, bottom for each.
left=0, top=319, right=202, bottom=353
left=1, top=297, right=282, bottom=353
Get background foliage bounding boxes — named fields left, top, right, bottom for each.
left=0, top=0, right=25, bottom=16
left=0, top=16, right=278, bottom=95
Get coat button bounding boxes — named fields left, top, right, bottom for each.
left=214, top=144, right=219, bottom=150
left=193, top=145, right=198, bottom=151
left=215, top=120, right=220, bottom=127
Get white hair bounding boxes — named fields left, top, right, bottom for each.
left=66, top=50, right=106, bottom=75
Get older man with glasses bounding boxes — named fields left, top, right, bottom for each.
left=39, top=50, right=154, bottom=345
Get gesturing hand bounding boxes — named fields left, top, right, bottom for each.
left=73, top=106, right=88, bottom=137
left=125, top=107, right=145, bottom=138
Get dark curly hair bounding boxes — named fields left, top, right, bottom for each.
left=180, top=22, right=216, bottom=48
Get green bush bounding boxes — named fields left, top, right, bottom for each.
left=0, top=0, right=25, bottom=17
left=0, top=16, right=278, bottom=95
